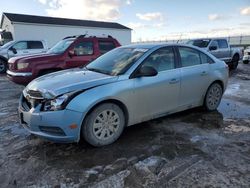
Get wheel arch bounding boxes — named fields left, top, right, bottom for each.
left=232, top=53, right=239, bottom=60
left=78, top=98, right=129, bottom=141
left=0, top=56, right=8, bottom=73
left=211, top=80, right=224, bottom=91
left=0, top=55, right=8, bottom=62
left=203, top=79, right=224, bottom=103
left=203, top=80, right=224, bottom=111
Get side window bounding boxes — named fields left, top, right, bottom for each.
left=210, top=40, right=219, bottom=48
left=98, top=41, right=116, bottom=54
left=142, top=47, right=175, bottom=72
left=200, top=52, right=215, bottom=64
left=217, top=39, right=228, bottom=49
left=28, top=41, right=44, bottom=49
left=73, top=41, right=94, bottom=56
left=179, top=47, right=201, bottom=67
left=12, top=41, right=28, bottom=50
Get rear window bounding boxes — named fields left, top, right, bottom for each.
left=28, top=41, right=44, bottom=49
left=187, top=39, right=211, bottom=48
left=200, top=52, right=215, bottom=64
left=98, top=41, right=116, bottom=54
left=179, top=47, right=201, bottom=67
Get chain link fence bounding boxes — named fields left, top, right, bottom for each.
left=133, top=35, right=250, bottom=48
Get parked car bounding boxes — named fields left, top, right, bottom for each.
left=7, top=35, right=121, bottom=85
left=18, top=43, right=229, bottom=146
left=0, top=40, right=47, bottom=73
left=243, top=46, right=250, bottom=64
left=187, top=38, right=243, bottom=69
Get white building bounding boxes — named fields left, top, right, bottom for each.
left=0, top=12, right=131, bottom=47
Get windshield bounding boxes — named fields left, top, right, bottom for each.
left=47, top=39, right=74, bottom=54
left=0, top=41, right=15, bottom=49
left=86, top=47, right=148, bottom=76
left=187, top=39, right=211, bottom=48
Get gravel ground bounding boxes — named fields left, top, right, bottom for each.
left=0, top=63, right=250, bottom=188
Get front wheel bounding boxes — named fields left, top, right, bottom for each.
left=82, top=103, right=125, bottom=147
left=0, top=59, right=7, bottom=74
left=204, top=83, right=223, bottom=111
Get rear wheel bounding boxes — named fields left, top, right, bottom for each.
left=243, top=60, right=249, bottom=64
left=0, top=59, right=7, bottom=74
left=204, top=83, right=223, bottom=111
left=230, top=54, right=239, bottom=70
left=82, top=103, right=125, bottom=147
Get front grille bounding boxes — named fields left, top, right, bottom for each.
left=22, top=96, right=31, bottom=111
left=22, top=92, right=43, bottom=110
left=27, top=90, right=43, bottom=99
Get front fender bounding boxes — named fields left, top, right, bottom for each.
left=66, top=79, right=134, bottom=124
left=65, top=81, right=133, bottom=141
left=0, top=55, right=8, bottom=62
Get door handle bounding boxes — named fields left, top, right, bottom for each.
left=169, top=78, right=179, bottom=84
left=200, top=71, right=208, bottom=76
left=23, top=51, right=29, bottom=53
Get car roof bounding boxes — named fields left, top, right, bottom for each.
left=121, top=43, right=203, bottom=50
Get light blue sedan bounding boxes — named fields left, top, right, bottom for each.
left=19, top=44, right=229, bottom=146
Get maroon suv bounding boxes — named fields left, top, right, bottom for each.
left=7, top=35, right=121, bottom=85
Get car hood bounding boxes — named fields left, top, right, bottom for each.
left=9, top=53, right=60, bottom=64
left=25, top=68, right=118, bottom=98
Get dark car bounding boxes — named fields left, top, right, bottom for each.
left=7, top=35, right=121, bottom=85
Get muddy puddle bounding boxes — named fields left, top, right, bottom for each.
left=218, top=98, right=250, bottom=119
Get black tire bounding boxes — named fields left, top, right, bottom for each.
left=230, top=54, right=239, bottom=70
left=0, top=59, right=7, bottom=74
left=204, top=83, right=223, bottom=111
left=243, top=60, right=249, bottom=64
left=82, top=103, right=125, bottom=147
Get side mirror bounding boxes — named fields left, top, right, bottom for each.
left=209, top=46, right=217, bottom=51
left=68, top=50, right=76, bottom=58
left=10, top=47, right=17, bottom=54
left=137, top=66, right=158, bottom=77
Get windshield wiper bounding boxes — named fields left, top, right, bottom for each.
left=86, top=67, right=110, bottom=75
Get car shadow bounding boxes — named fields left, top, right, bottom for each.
left=14, top=107, right=224, bottom=171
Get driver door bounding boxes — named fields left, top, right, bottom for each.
left=132, top=47, right=181, bottom=121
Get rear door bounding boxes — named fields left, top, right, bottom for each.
left=133, top=47, right=181, bottom=120
left=65, top=39, right=95, bottom=68
left=177, top=46, right=211, bottom=107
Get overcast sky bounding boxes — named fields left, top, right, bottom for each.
left=1, top=0, right=250, bottom=42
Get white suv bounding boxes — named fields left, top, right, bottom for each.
left=0, top=40, right=47, bottom=73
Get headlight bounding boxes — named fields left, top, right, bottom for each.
left=17, top=62, right=29, bottom=69
left=43, top=94, right=69, bottom=111
left=244, top=51, right=249, bottom=56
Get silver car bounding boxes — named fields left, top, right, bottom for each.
left=0, top=40, right=47, bottom=73
left=19, top=44, right=229, bottom=146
